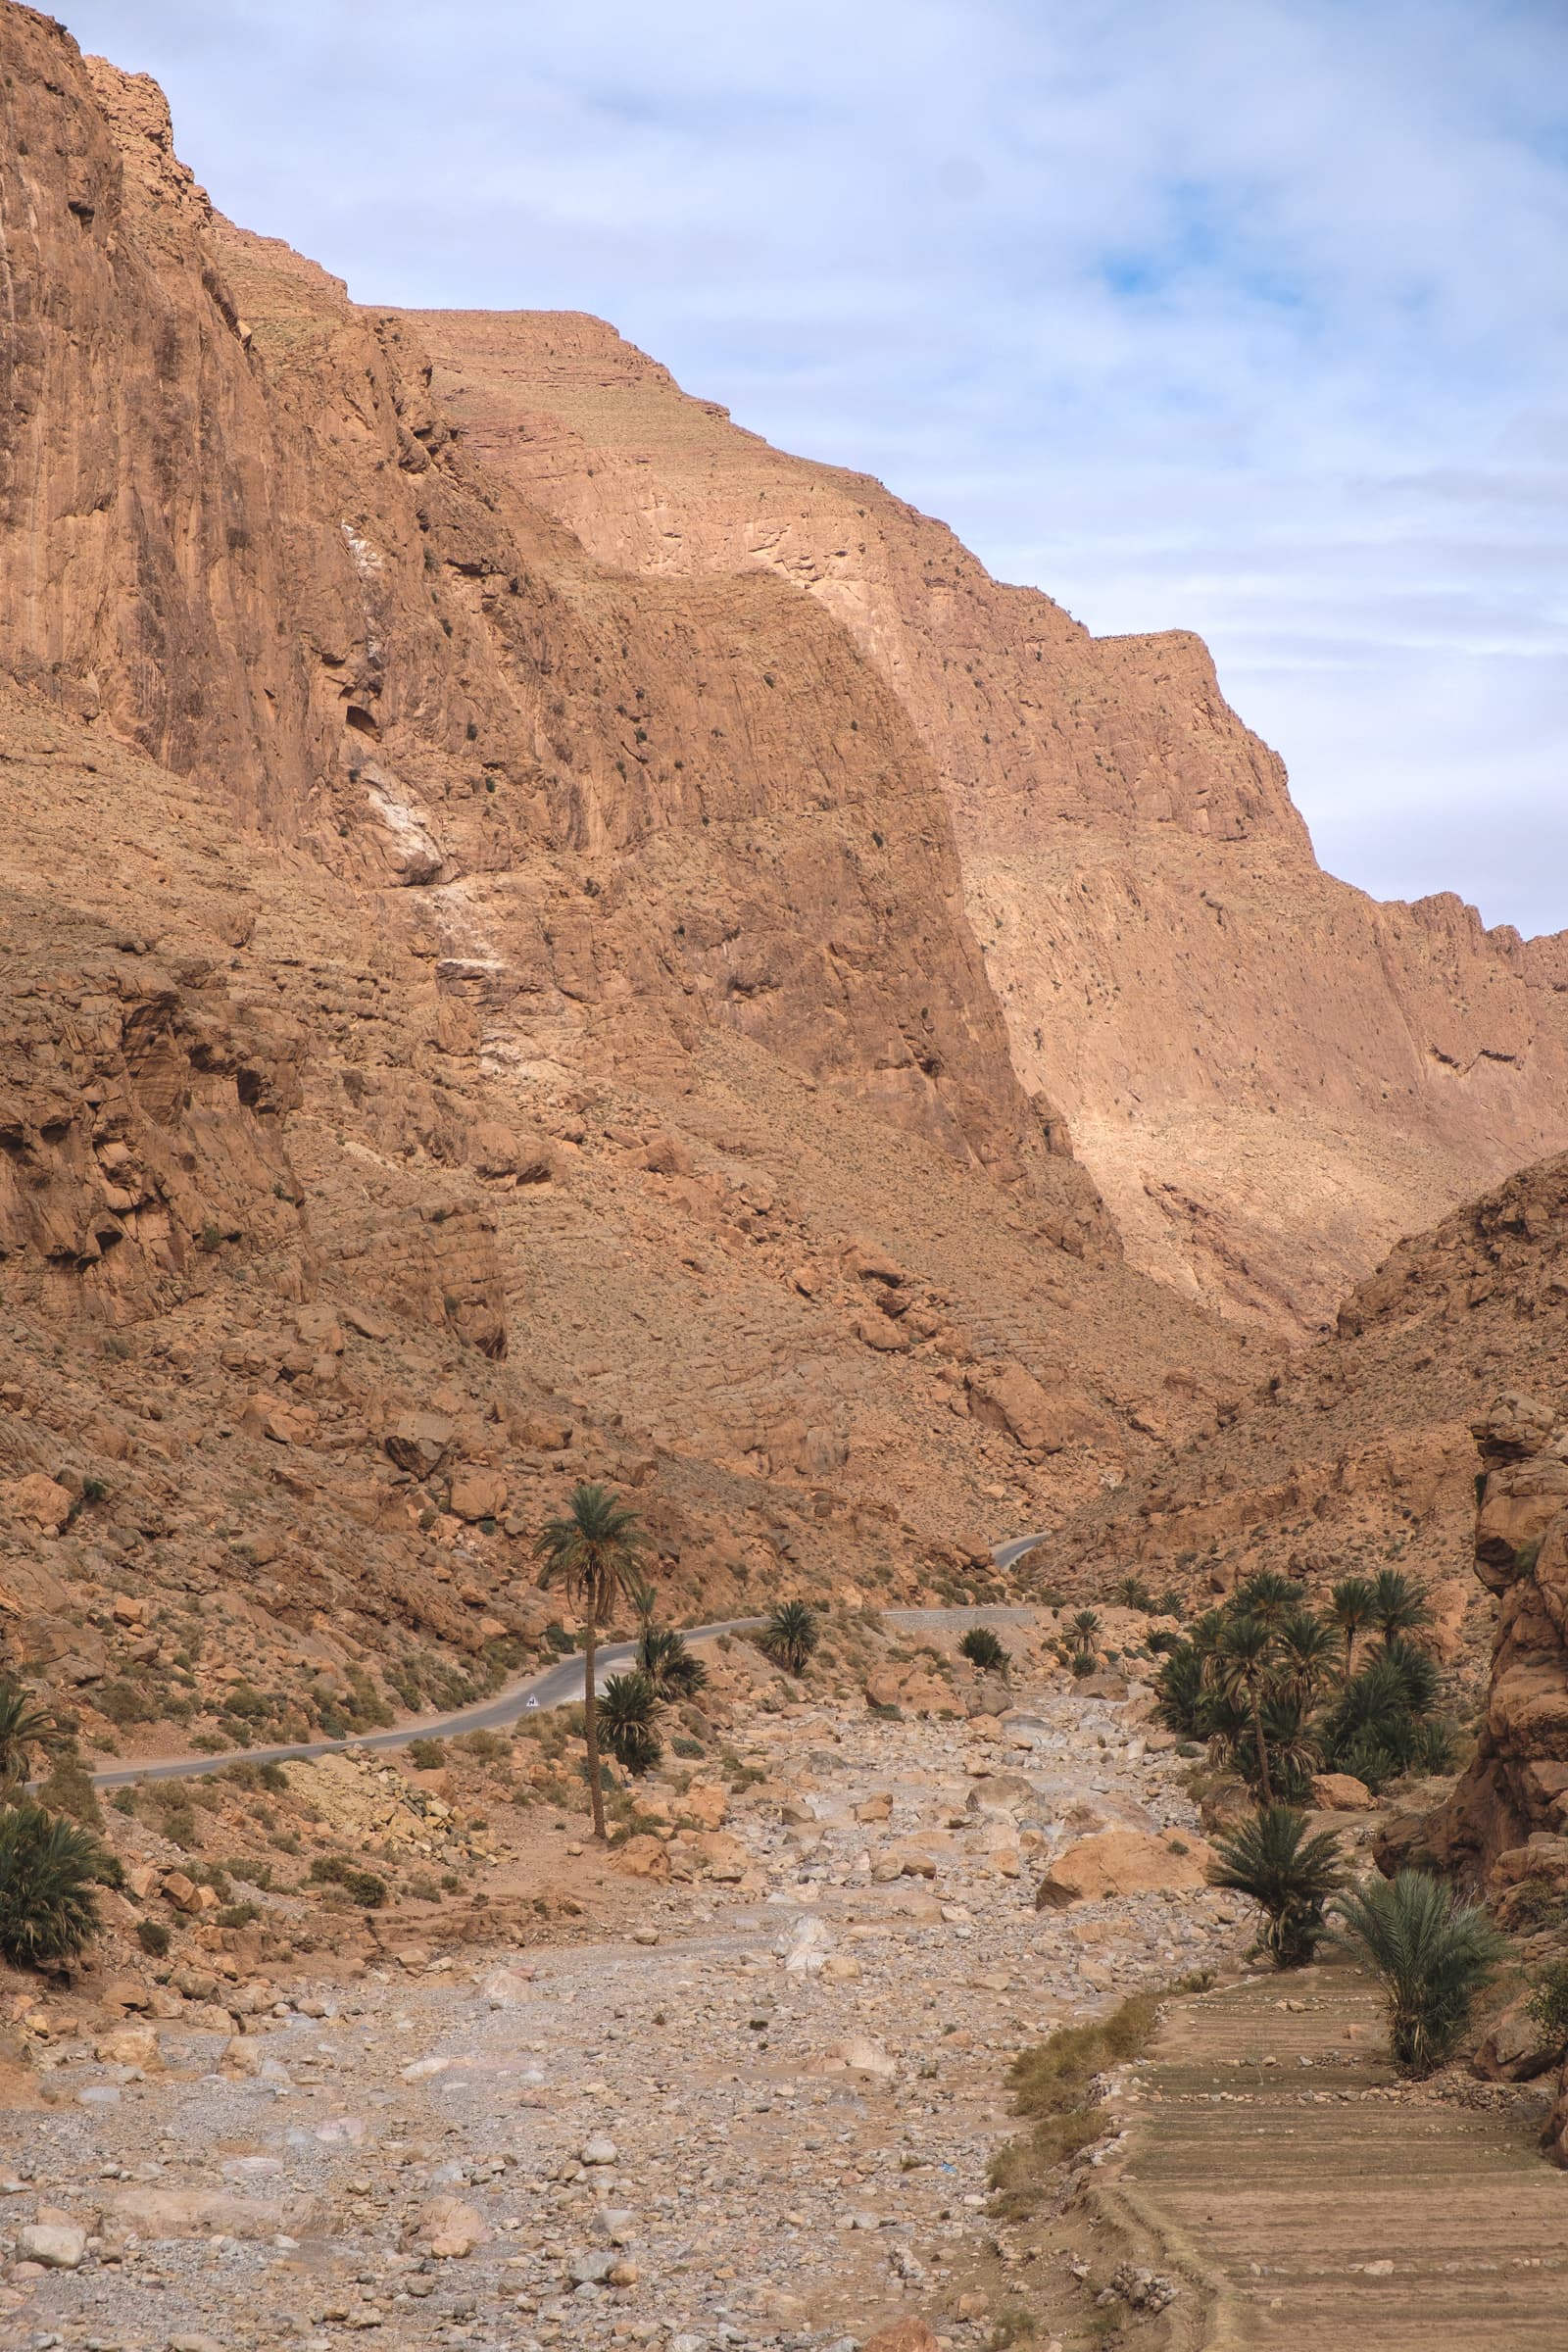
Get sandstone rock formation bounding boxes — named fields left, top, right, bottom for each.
left=403, top=308, right=1568, bottom=1333
left=1420, top=1394, right=1568, bottom=1876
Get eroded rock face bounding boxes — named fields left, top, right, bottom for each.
left=401, top=306, right=1568, bottom=1336
left=1426, top=1396, right=1568, bottom=1876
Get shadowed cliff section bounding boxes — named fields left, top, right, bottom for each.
left=400, top=306, right=1568, bottom=1334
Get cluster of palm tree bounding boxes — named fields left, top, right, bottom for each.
left=0, top=1682, right=104, bottom=1968
left=1154, top=1566, right=1450, bottom=1798
left=1208, top=1803, right=1504, bottom=2075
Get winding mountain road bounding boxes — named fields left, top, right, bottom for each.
left=88, top=1540, right=1049, bottom=1790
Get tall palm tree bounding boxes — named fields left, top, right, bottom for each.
left=534, top=1484, right=651, bottom=1840
left=1205, top=1612, right=1277, bottom=1805
left=1328, top=1577, right=1377, bottom=1680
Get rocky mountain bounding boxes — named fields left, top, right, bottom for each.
left=400, top=309, right=1568, bottom=1335
left=1048, top=1152, right=1568, bottom=1659
left=0, top=7, right=1264, bottom=1754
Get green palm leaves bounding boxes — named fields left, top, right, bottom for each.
left=0, top=1802, right=104, bottom=1967
left=1334, top=1871, right=1505, bottom=2076
left=1208, top=1805, right=1347, bottom=1968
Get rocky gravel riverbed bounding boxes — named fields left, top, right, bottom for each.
left=2, top=1669, right=1250, bottom=2352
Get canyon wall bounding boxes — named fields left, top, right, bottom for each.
left=0, top=8, right=1261, bottom=1748
left=403, top=308, right=1568, bottom=1333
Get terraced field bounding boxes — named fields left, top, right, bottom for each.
left=1119, top=1959, right=1568, bottom=2349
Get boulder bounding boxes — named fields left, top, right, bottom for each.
left=612, top=1835, right=669, bottom=1884
left=1473, top=1993, right=1565, bottom=2083
left=17, top=2223, right=86, bottom=2269
left=448, top=1467, right=508, bottom=1522
left=965, top=1362, right=1114, bottom=1454
left=1035, top=1828, right=1213, bottom=1909
left=411, top=2194, right=491, bottom=2259
left=0, top=1474, right=74, bottom=1533
left=93, top=2024, right=161, bottom=2070
left=1309, top=1772, right=1375, bottom=1812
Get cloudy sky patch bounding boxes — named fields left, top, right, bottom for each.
left=60, top=0, right=1568, bottom=932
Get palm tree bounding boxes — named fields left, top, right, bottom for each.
left=958, top=1626, right=1010, bottom=1675
left=1328, top=1578, right=1377, bottom=1680
left=1234, top=1570, right=1305, bottom=1629
left=1369, top=1569, right=1433, bottom=1642
left=1208, top=1805, right=1345, bottom=1968
left=535, top=1484, right=651, bottom=1839
left=1334, top=1871, right=1505, bottom=2076
left=598, top=1671, right=662, bottom=1776
left=1205, top=1613, right=1277, bottom=1804
left=761, top=1600, right=820, bottom=1677
left=1275, top=1613, right=1337, bottom=1710
left=1153, top=1642, right=1205, bottom=1738
left=0, top=1683, right=61, bottom=1788
left=636, top=1624, right=709, bottom=1699
left=0, top=1803, right=103, bottom=1967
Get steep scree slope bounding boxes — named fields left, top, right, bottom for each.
left=403, top=308, right=1568, bottom=1333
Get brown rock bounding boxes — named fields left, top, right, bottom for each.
left=0, top=1475, right=74, bottom=1533
left=861, top=2324, right=941, bottom=2352
left=1309, top=1772, right=1375, bottom=1812
left=411, top=2195, right=492, bottom=2259
left=448, top=1467, right=508, bottom=1522
left=1035, top=1828, right=1213, bottom=1908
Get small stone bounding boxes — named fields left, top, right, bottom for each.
left=580, top=2134, right=618, bottom=2166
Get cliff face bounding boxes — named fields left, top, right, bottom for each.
left=404, top=309, right=1568, bottom=1334
left=0, top=9, right=1261, bottom=1750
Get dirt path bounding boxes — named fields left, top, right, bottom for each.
left=1113, top=1959, right=1568, bottom=2349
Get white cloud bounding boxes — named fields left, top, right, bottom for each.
left=59, top=0, right=1568, bottom=934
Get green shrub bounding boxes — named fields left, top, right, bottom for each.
left=136, top=1917, right=172, bottom=1958
left=671, top=1736, right=706, bottom=1759
left=1207, top=1805, right=1345, bottom=1967
left=307, top=1855, right=387, bottom=1908
left=34, top=1749, right=103, bottom=1830
left=1153, top=1642, right=1204, bottom=1736
left=215, top=1901, right=262, bottom=1931
left=1335, top=1870, right=1506, bottom=2076
left=407, top=1738, right=446, bottom=1770
left=0, top=1803, right=104, bottom=1966
left=457, top=1730, right=509, bottom=1764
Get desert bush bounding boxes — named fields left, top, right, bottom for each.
left=135, top=1917, right=171, bottom=1958
left=1527, top=1960, right=1568, bottom=2051
left=307, top=1854, right=387, bottom=1909
left=0, top=1802, right=103, bottom=1966
left=1334, top=1870, right=1506, bottom=2075
left=33, top=1749, right=102, bottom=1830
left=1207, top=1805, right=1345, bottom=1967
left=958, top=1626, right=1010, bottom=1674
left=407, top=1738, right=446, bottom=1770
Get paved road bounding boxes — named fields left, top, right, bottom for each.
left=89, top=1617, right=767, bottom=1791
left=88, top=1534, right=1051, bottom=1789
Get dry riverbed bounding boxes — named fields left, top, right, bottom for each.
left=1, top=1658, right=1252, bottom=2352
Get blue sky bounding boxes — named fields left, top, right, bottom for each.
left=60, top=0, right=1568, bottom=934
